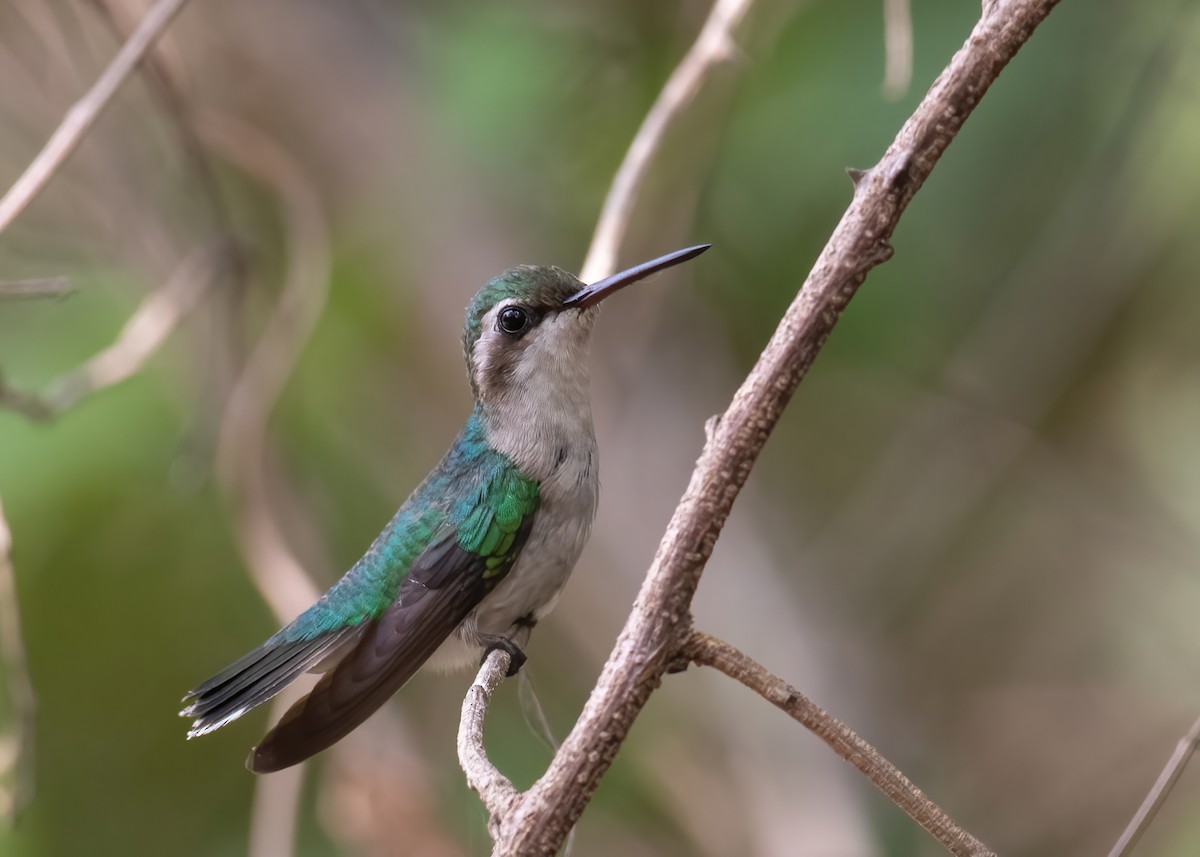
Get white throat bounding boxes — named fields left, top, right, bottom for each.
left=472, top=306, right=598, bottom=482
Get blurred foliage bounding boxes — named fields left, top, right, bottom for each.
left=1, top=0, right=1199, bottom=855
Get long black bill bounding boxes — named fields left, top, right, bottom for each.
left=563, top=244, right=711, bottom=309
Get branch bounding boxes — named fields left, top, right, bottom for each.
left=458, top=649, right=521, bottom=833
left=0, top=248, right=225, bottom=824
left=0, top=0, right=192, bottom=236
left=248, top=688, right=309, bottom=857
left=681, top=632, right=994, bottom=857
left=882, top=0, right=913, bottom=99
left=0, top=495, right=35, bottom=822
left=0, top=242, right=227, bottom=421
left=462, top=1, right=1063, bottom=854
left=87, top=0, right=230, bottom=232
left=198, top=113, right=330, bottom=857
left=201, top=110, right=461, bottom=857
left=509, top=2, right=1064, bottom=844
left=1108, top=714, right=1200, bottom=857
left=0, top=278, right=73, bottom=302
left=201, top=112, right=329, bottom=620
left=461, top=0, right=756, bottom=837
left=578, top=0, right=754, bottom=283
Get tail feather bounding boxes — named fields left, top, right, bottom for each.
left=181, top=627, right=361, bottom=738
left=189, top=642, right=311, bottom=708
left=247, top=570, right=482, bottom=773
left=188, top=525, right=523, bottom=770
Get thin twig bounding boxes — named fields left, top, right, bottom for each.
left=248, top=689, right=309, bottom=857
left=0, top=0, right=192, bottom=236
left=87, top=0, right=230, bottom=231
left=202, top=112, right=328, bottom=621
left=0, top=278, right=73, bottom=301
left=0, top=494, right=35, bottom=822
left=323, top=711, right=463, bottom=857
left=882, top=0, right=913, bottom=99
left=11, top=2, right=83, bottom=85
left=0, top=243, right=226, bottom=421
left=459, top=0, right=755, bottom=839
left=458, top=648, right=521, bottom=834
left=1107, top=714, right=1200, bottom=857
left=682, top=632, right=994, bottom=857
left=199, top=113, right=330, bottom=857
left=468, top=2, right=1062, bottom=854
left=578, top=0, right=754, bottom=284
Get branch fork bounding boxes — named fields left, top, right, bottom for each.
left=9, top=1, right=1183, bottom=856
left=458, top=1, right=1065, bottom=855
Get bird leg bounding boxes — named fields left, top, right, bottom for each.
left=478, top=634, right=527, bottom=677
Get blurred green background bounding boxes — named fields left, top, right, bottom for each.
left=1, top=0, right=1199, bottom=855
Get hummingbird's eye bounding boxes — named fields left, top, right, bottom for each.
left=497, top=306, right=531, bottom=336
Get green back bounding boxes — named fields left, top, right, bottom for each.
left=275, top=408, right=539, bottom=642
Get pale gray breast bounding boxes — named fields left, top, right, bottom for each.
left=470, top=438, right=598, bottom=638
left=460, top=306, right=601, bottom=651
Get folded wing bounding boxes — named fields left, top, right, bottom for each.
left=248, top=516, right=533, bottom=773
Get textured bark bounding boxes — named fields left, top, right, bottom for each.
left=461, top=1, right=1064, bottom=854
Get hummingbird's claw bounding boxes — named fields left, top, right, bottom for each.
left=479, top=634, right=527, bottom=677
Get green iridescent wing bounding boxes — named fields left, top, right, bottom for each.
left=245, top=464, right=539, bottom=772
left=182, top=412, right=539, bottom=733
left=454, top=465, right=540, bottom=576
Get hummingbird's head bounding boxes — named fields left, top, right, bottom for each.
left=461, top=245, right=710, bottom=409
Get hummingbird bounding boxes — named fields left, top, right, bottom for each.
left=181, top=244, right=710, bottom=773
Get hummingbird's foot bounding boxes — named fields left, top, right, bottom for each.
left=479, top=635, right=527, bottom=677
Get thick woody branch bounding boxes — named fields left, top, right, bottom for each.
left=0, top=0, right=192, bottom=236
left=680, top=632, right=994, bottom=857
left=459, top=0, right=757, bottom=830
left=463, top=1, right=1062, bottom=854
